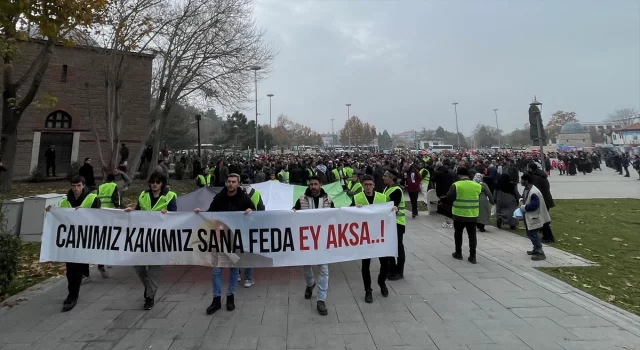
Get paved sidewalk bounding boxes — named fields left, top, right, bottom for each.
left=2, top=215, right=640, bottom=350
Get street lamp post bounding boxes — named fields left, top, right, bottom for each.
left=267, top=93, right=274, bottom=128
left=250, top=66, right=261, bottom=154
left=452, top=102, right=460, bottom=150
left=345, top=103, right=351, bottom=150
left=531, top=98, right=546, bottom=171
left=493, top=108, right=500, bottom=147
left=195, top=114, right=202, bottom=157
left=330, top=118, right=335, bottom=150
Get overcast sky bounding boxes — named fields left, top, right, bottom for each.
left=245, top=0, right=639, bottom=135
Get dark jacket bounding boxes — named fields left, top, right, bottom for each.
left=293, top=188, right=335, bottom=210
left=432, top=166, right=456, bottom=197
left=207, top=187, right=255, bottom=212
left=79, top=164, right=96, bottom=187
left=402, top=168, right=422, bottom=192
left=65, top=187, right=101, bottom=208
left=528, top=169, right=555, bottom=209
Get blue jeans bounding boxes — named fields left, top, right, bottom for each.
left=212, top=268, right=238, bottom=297
left=303, top=264, right=329, bottom=301
left=526, top=229, right=542, bottom=251
left=242, top=268, right=253, bottom=281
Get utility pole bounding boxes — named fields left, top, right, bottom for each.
left=452, top=102, right=460, bottom=150
left=345, top=103, right=351, bottom=150
left=493, top=108, right=500, bottom=147
left=330, top=118, right=335, bottom=150
left=195, top=114, right=201, bottom=157
left=250, top=66, right=261, bottom=154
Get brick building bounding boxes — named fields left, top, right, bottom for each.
left=2, top=40, right=153, bottom=177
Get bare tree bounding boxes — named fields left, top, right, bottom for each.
left=130, top=0, right=275, bottom=177
left=86, top=0, right=161, bottom=177
left=606, top=108, right=638, bottom=127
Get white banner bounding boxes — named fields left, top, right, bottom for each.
left=40, top=203, right=398, bottom=267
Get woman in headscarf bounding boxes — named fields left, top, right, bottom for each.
left=473, top=173, right=494, bottom=232
left=494, top=173, right=520, bottom=230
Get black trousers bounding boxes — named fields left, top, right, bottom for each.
left=408, top=192, right=419, bottom=216
left=362, top=257, right=390, bottom=291
left=541, top=208, right=554, bottom=241
left=66, top=263, right=88, bottom=299
left=453, top=220, right=477, bottom=257
left=388, top=224, right=405, bottom=275
left=46, top=163, right=56, bottom=176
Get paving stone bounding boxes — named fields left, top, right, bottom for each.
left=5, top=207, right=640, bottom=350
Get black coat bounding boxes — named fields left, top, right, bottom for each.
left=207, top=187, right=255, bottom=212
left=529, top=169, right=555, bottom=209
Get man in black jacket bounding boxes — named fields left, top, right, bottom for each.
left=194, top=173, right=255, bottom=315
left=45, top=175, right=101, bottom=312
left=78, top=158, right=96, bottom=191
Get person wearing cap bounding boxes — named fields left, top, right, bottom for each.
left=446, top=167, right=481, bottom=264
left=293, top=175, right=334, bottom=316
left=352, top=175, right=395, bottom=302
left=382, top=170, right=406, bottom=280
left=238, top=174, right=266, bottom=287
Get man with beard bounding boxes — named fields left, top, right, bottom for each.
left=293, top=176, right=334, bottom=315
left=45, top=175, right=101, bottom=312
left=194, top=173, right=254, bottom=315
left=352, top=175, right=396, bottom=303
left=124, top=171, right=177, bottom=310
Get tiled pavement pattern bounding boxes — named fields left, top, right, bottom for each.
left=2, top=213, right=640, bottom=350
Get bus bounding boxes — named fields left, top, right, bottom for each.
left=430, top=144, right=454, bottom=153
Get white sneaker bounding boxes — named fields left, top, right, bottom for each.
left=98, top=266, right=109, bottom=278
left=81, top=276, right=92, bottom=285
left=244, top=279, right=255, bottom=288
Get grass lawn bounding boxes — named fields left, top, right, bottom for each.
left=502, top=199, right=640, bottom=316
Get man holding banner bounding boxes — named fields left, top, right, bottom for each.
left=195, top=173, right=255, bottom=315
left=352, top=175, right=393, bottom=303
left=293, top=175, right=334, bottom=316
left=124, top=171, right=177, bottom=310
left=383, top=170, right=407, bottom=281
left=45, top=175, right=101, bottom=312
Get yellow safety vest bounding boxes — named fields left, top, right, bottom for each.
left=383, top=186, right=406, bottom=226
left=451, top=180, right=482, bottom=218
left=97, top=182, right=118, bottom=208
left=198, top=174, right=211, bottom=186
left=278, top=170, right=289, bottom=184
left=60, top=193, right=98, bottom=209
left=420, top=169, right=430, bottom=185
left=344, top=167, right=354, bottom=177
left=208, top=166, right=216, bottom=176
left=138, top=191, right=177, bottom=211
left=248, top=188, right=261, bottom=208
left=353, top=192, right=386, bottom=206
left=331, top=168, right=344, bottom=182
left=347, top=180, right=363, bottom=195
left=306, top=168, right=314, bottom=184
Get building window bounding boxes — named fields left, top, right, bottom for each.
left=45, top=110, right=72, bottom=129
left=61, top=64, right=68, bottom=82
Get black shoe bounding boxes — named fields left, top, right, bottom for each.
left=452, top=252, right=463, bottom=260
left=226, top=295, right=235, bottom=311
left=206, top=296, right=221, bottom=315
left=496, top=218, right=503, bottom=229
left=379, top=283, right=389, bottom=297
left=531, top=254, right=547, bottom=261
left=527, top=250, right=537, bottom=255
left=542, top=239, right=556, bottom=244
left=144, top=297, right=154, bottom=310
left=468, top=256, right=477, bottom=264
left=62, top=297, right=77, bottom=312
left=387, top=273, right=403, bottom=281
left=317, top=300, right=328, bottom=316
left=364, top=290, right=373, bottom=303
left=304, top=283, right=315, bottom=299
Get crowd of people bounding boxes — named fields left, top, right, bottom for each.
left=49, top=146, right=638, bottom=318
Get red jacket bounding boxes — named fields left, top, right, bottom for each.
left=403, top=169, right=422, bottom=192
